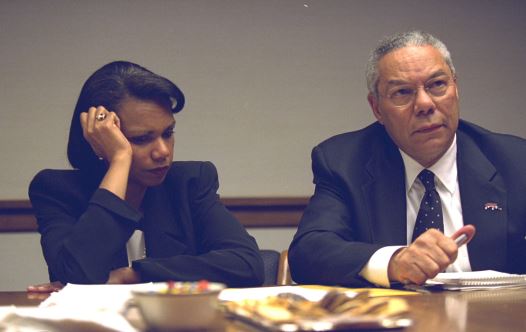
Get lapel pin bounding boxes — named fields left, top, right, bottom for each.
left=484, top=202, right=502, bottom=211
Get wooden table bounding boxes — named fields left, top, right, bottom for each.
left=1, top=288, right=526, bottom=331
left=0, top=292, right=47, bottom=307
left=400, top=288, right=526, bottom=331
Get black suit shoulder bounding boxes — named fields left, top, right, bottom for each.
left=312, top=122, right=400, bottom=184
left=316, top=122, right=388, bottom=155
left=459, top=120, right=526, bottom=151
left=166, top=161, right=218, bottom=186
left=164, top=161, right=220, bottom=210
left=458, top=120, right=526, bottom=178
left=29, top=169, right=100, bottom=220
left=30, top=169, right=93, bottom=193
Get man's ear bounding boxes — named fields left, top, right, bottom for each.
left=368, top=93, right=383, bottom=124
left=453, top=76, right=459, bottom=98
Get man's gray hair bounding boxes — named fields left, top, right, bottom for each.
left=366, top=30, right=456, bottom=98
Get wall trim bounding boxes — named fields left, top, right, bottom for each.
left=0, top=198, right=308, bottom=232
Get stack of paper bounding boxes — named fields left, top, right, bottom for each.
left=0, top=284, right=152, bottom=332
left=426, top=270, right=526, bottom=291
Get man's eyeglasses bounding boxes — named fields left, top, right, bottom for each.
left=382, top=76, right=454, bottom=107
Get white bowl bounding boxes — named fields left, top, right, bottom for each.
left=131, top=281, right=225, bottom=330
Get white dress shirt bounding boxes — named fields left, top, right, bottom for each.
left=360, top=135, right=472, bottom=287
left=126, top=230, right=145, bottom=266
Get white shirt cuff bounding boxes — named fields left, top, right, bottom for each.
left=359, top=246, right=404, bottom=288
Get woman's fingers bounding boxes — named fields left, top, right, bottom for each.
left=81, top=106, right=116, bottom=159
left=27, top=281, right=64, bottom=293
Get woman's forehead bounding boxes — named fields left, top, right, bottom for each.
left=118, top=98, right=174, bottom=133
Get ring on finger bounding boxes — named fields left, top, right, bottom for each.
left=96, top=113, right=107, bottom=121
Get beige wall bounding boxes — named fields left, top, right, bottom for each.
left=1, top=0, right=525, bottom=290
left=1, top=0, right=525, bottom=200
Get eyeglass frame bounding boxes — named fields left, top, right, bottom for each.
left=378, top=74, right=456, bottom=107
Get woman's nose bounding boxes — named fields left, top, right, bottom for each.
left=151, top=138, right=171, bottom=161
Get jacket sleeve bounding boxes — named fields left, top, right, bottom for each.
left=288, top=146, right=381, bottom=287
left=29, top=170, right=141, bottom=284
left=132, top=162, right=265, bottom=287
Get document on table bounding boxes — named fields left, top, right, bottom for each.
left=425, top=270, right=526, bottom=291
left=40, top=283, right=151, bottom=311
left=0, top=283, right=152, bottom=332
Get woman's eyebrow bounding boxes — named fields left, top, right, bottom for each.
left=125, top=120, right=176, bottom=136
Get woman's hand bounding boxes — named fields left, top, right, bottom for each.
left=27, top=281, right=64, bottom=293
left=107, top=267, right=141, bottom=284
left=80, top=106, right=133, bottom=164
left=81, top=106, right=133, bottom=200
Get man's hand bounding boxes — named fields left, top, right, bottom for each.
left=107, top=267, right=141, bottom=284
left=387, top=229, right=458, bottom=285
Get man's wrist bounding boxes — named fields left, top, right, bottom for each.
left=359, top=246, right=405, bottom=287
left=387, top=247, right=406, bottom=283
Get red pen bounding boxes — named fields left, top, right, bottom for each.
left=454, top=233, right=468, bottom=246
left=451, top=224, right=476, bottom=247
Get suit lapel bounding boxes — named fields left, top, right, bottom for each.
left=142, top=185, right=194, bottom=258
left=457, top=131, right=508, bottom=271
left=362, top=131, right=407, bottom=245
left=111, top=248, right=129, bottom=269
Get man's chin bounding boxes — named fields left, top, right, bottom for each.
left=415, top=143, right=451, bottom=166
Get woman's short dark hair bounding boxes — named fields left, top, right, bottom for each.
left=67, top=61, right=185, bottom=174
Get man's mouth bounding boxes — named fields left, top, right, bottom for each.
left=414, top=124, right=443, bottom=134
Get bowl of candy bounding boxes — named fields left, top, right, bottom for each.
left=131, top=280, right=226, bottom=331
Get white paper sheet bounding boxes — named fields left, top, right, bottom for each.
left=0, top=283, right=152, bottom=332
left=40, top=283, right=151, bottom=311
left=0, top=306, right=138, bottom=332
left=426, top=270, right=526, bottom=291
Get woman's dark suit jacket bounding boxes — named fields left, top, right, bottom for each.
left=29, top=161, right=264, bottom=287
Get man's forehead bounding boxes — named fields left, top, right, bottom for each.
left=377, top=45, right=450, bottom=82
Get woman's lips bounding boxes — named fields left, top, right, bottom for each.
left=148, top=166, right=170, bottom=177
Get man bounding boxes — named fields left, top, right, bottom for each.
left=289, top=31, right=526, bottom=287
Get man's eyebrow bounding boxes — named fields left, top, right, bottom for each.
left=385, top=79, right=410, bottom=86
left=385, top=70, right=450, bottom=87
left=427, top=70, right=449, bottom=79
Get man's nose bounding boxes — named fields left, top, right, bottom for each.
left=413, top=87, right=435, bottom=115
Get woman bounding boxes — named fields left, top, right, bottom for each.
left=28, top=61, right=264, bottom=288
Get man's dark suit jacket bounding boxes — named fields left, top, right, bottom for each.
left=29, top=161, right=265, bottom=287
left=289, top=120, right=526, bottom=287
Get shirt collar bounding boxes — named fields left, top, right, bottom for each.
left=400, top=134, right=458, bottom=195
